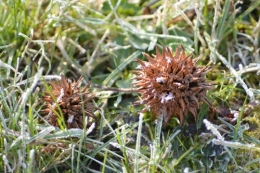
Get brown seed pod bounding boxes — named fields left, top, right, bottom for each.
left=133, top=46, right=214, bottom=124
left=41, top=75, right=96, bottom=129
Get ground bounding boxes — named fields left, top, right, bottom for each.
left=0, top=0, right=260, bottom=172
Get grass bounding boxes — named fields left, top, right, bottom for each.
left=0, top=0, right=260, bottom=172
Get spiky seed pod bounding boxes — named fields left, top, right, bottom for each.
left=42, top=75, right=96, bottom=129
left=133, top=46, right=214, bottom=124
